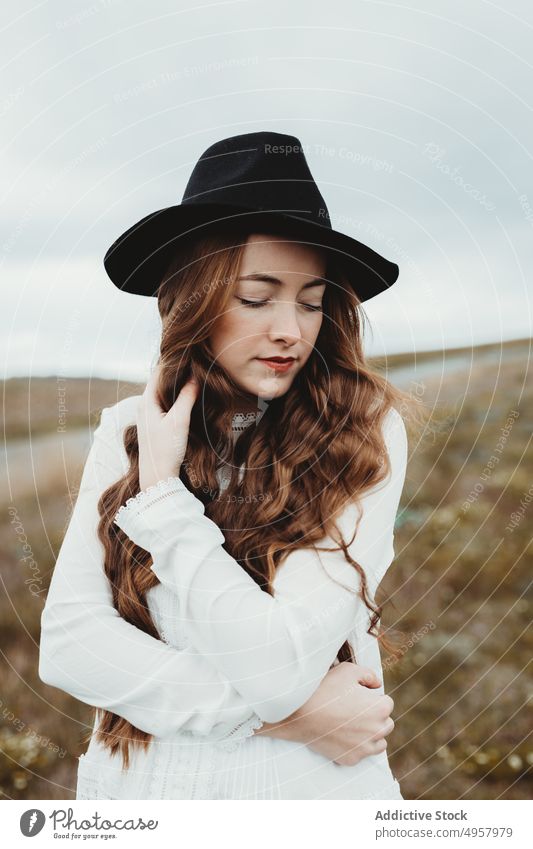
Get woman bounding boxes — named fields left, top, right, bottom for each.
left=39, top=132, right=421, bottom=799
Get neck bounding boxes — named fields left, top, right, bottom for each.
left=231, top=397, right=271, bottom=416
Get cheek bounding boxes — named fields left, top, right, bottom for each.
left=305, top=314, right=323, bottom=348
left=210, top=311, right=257, bottom=362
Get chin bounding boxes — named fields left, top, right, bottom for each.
left=255, top=379, right=292, bottom=399
left=229, top=364, right=298, bottom=402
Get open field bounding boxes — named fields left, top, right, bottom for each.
left=1, top=336, right=531, bottom=799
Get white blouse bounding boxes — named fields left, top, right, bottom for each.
left=39, top=394, right=408, bottom=799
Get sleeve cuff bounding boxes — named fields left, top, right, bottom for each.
left=213, top=713, right=265, bottom=751
left=112, top=474, right=224, bottom=554
left=113, top=476, right=185, bottom=525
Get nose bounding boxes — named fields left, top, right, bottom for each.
left=266, top=300, right=304, bottom=345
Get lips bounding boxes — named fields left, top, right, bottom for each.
left=258, top=357, right=295, bottom=362
left=256, top=356, right=296, bottom=373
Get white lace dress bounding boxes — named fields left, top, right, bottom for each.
left=39, top=396, right=406, bottom=800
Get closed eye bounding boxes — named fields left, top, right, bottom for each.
left=237, top=297, right=322, bottom=312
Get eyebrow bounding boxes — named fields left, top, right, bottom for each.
left=237, top=273, right=327, bottom=290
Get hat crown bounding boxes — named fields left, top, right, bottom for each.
left=182, top=131, right=330, bottom=226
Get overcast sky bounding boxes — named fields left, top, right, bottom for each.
left=2, top=0, right=532, bottom=380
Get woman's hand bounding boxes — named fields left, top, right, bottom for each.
left=255, top=662, right=395, bottom=766
left=137, top=365, right=200, bottom=492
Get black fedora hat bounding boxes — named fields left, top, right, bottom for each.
left=103, top=131, right=399, bottom=303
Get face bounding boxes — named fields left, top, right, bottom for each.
left=209, top=232, right=327, bottom=409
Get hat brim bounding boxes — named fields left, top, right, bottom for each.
left=103, top=202, right=399, bottom=303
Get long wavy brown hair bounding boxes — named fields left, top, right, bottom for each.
left=84, top=221, right=426, bottom=769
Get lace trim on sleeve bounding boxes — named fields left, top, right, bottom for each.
left=214, top=713, right=265, bottom=752
left=113, top=476, right=183, bottom=525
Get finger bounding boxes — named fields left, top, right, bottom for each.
left=356, top=667, right=381, bottom=688
left=139, top=366, right=164, bottom=425
left=384, top=717, right=395, bottom=734
left=169, top=376, right=199, bottom=414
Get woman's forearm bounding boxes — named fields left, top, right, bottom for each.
left=251, top=662, right=395, bottom=767
left=254, top=716, right=310, bottom=743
